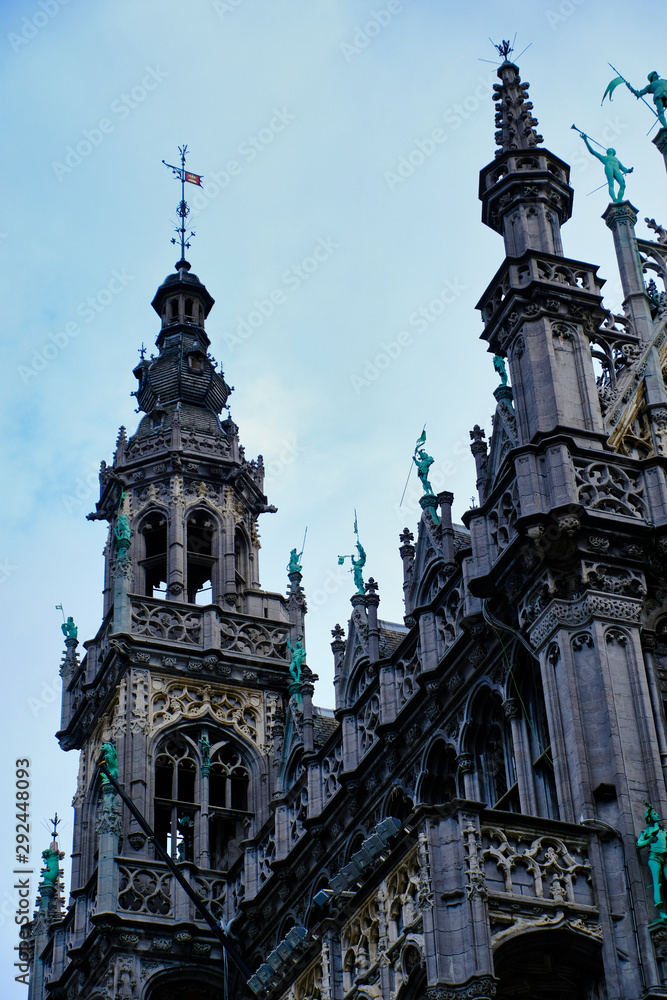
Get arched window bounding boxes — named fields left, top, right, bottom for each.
left=235, top=527, right=249, bottom=588
left=187, top=512, right=216, bottom=604
left=141, top=513, right=168, bottom=597
left=153, top=729, right=251, bottom=870
left=420, top=741, right=458, bottom=805
left=169, top=298, right=179, bottom=321
left=184, top=297, right=194, bottom=320
left=470, top=693, right=518, bottom=811
left=154, top=736, right=197, bottom=861
left=512, top=658, right=558, bottom=819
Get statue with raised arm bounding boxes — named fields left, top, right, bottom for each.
left=493, top=355, right=508, bottom=386
left=61, top=616, right=78, bottom=640
left=285, top=634, right=306, bottom=683
left=578, top=132, right=633, bottom=203
left=414, top=448, right=435, bottom=495
left=99, top=742, right=119, bottom=785
left=637, top=802, right=667, bottom=919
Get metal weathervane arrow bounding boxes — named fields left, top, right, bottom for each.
left=162, top=144, right=203, bottom=261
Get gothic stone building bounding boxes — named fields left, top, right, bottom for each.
left=26, top=58, right=667, bottom=1000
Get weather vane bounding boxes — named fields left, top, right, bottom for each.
left=480, top=34, right=531, bottom=67
left=162, top=145, right=203, bottom=263
left=50, top=813, right=61, bottom=838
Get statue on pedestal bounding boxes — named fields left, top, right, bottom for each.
left=637, top=802, right=667, bottom=920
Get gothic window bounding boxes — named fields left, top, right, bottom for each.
left=420, top=741, right=458, bottom=805
left=512, top=659, right=558, bottom=819
left=184, top=297, right=194, bottom=320
left=235, top=527, right=249, bottom=588
left=187, top=512, right=216, bottom=604
left=153, top=730, right=250, bottom=871
left=154, top=736, right=197, bottom=861
left=169, top=297, right=179, bottom=321
left=208, top=742, right=249, bottom=870
left=141, top=514, right=168, bottom=597
left=471, top=694, right=519, bottom=811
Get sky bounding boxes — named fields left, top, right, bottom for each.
left=2, top=0, right=667, bottom=992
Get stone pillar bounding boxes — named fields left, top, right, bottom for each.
left=641, top=633, right=667, bottom=778
left=457, top=754, right=477, bottom=802
left=365, top=578, right=380, bottom=663
left=399, top=528, right=415, bottom=616
left=331, top=624, right=346, bottom=711
left=469, top=426, right=488, bottom=506
left=503, top=697, right=538, bottom=816
left=59, top=637, right=79, bottom=731
left=96, top=786, right=121, bottom=914
left=198, top=731, right=211, bottom=868
left=603, top=202, right=655, bottom=345
left=420, top=494, right=440, bottom=527
left=168, top=483, right=186, bottom=599
left=653, top=128, right=667, bottom=174
left=301, top=671, right=315, bottom=754
left=437, top=491, right=456, bottom=564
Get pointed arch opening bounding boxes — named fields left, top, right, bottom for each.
left=140, top=512, right=168, bottom=597
left=187, top=510, right=216, bottom=604
left=419, top=740, right=459, bottom=805
left=467, top=690, right=518, bottom=811
left=153, top=726, right=251, bottom=871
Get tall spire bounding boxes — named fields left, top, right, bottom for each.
left=492, top=59, right=543, bottom=157
left=479, top=60, right=573, bottom=258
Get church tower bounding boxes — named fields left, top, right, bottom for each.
left=28, top=253, right=308, bottom=1000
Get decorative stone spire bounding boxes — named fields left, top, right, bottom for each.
left=493, top=60, right=543, bottom=157
left=480, top=60, right=573, bottom=258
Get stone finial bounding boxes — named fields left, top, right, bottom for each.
left=493, top=60, right=543, bottom=158
left=399, top=528, right=414, bottom=545
left=365, top=577, right=379, bottom=595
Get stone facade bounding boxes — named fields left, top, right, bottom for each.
left=27, top=59, right=667, bottom=1000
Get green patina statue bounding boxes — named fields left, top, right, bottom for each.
left=61, top=616, right=78, bottom=640
left=603, top=68, right=667, bottom=130
left=40, top=847, right=64, bottom=887
left=286, top=634, right=306, bottom=683
left=287, top=548, right=303, bottom=574
left=99, top=742, right=118, bottom=786
left=579, top=133, right=633, bottom=203
left=414, top=448, right=435, bottom=496
left=115, top=514, right=131, bottom=560
left=493, top=355, right=508, bottom=386
left=637, top=803, right=667, bottom=919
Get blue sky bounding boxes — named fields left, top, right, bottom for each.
left=2, top=0, right=667, bottom=990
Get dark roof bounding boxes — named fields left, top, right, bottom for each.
left=378, top=620, right=408, bottom=657
left=312, top=708, right=338, bottom=747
